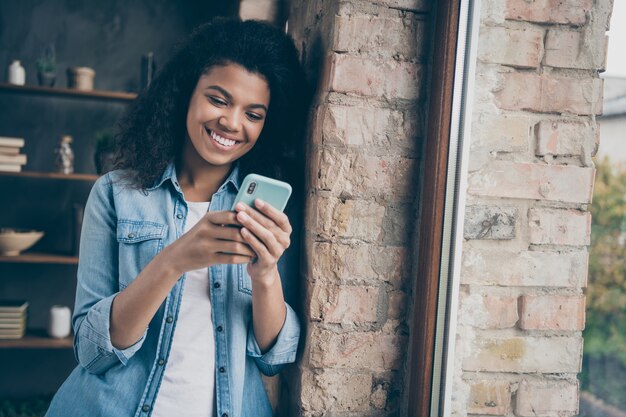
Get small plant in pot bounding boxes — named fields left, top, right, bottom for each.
left=36, top=44, right=57, bottom=87
left=94, top=131, right=117, bottom=175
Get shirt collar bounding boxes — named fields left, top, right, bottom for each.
left=146, top=161, right=241, bottom=193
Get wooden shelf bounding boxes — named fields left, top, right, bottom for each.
left=0, top=252, right=79, bottom=265
left=0, top=329, right=73, bottom=349
left=0, top=83, right=137, bottom=102
left=0, top=171, right=98, bottom=181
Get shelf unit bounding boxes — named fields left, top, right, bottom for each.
left=0, top=83, right=137, bottom=102
left=0, top=83, right=132, bottom=358
left=0, top=329, right=72, bottom=349
left=0, top=171, right=98, bottom=181
left=0, top=253, right=79, bottom=265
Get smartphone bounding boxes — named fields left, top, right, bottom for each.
left=231, top=174, right=292, bottom=212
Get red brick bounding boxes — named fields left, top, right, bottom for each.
left=334, top=15, right=424, bottom=60
left=301, top=369, right=372, bottom=412
left=519, top=295, right=585, bottom=331
left=464, top=336, right=583, bottom=373
left=535, top=119, right=596, bottom=157
left=310, top=194, right=386, bottom=241
left=529, top=208, right=591, bottom=246
left=496, top=73, right=603, bottom=115
left=545, top=29, right=608, bottom=70
left=461, top=243, right=589, bottom=288
left=506, top=0, right=592, bottom=25
left=468, top=380, right=512, bottom=415
left=328, top=54, right=422, bottom=100
left=515, top=380, right=579, bottom=416
left=309, top=327, right=407, bottom=371
left=310, top=284, right=380, bottom=325
left=373, top=0, right=429, bottom=12
left=309, top=242, right=409, bottom=288
left=479, top=26, right=543, bottom=68
left=314, top=148, right=417, bottom=200
left=472, top=113, right=531, bottom=153
left=321, top=104, right=415, bottom=151
left=459, top=292, right=519, bottom=329
left=468, top=161, right=595, bottom=204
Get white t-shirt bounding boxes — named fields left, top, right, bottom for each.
left=152, top=201, right=216, bottom=417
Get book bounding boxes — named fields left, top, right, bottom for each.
left=0, top=163, right=22, bottom=172
left=0, top=146, right=20, bottom=155
left=0, top=320, right=26, bottom=331
left=0, top=154, right=26, bottom=165
left=0, top=300, right=29, bottom=313
left=0, top=137, right=25, bottom=147
left=0, top=328, right=26, bottom=339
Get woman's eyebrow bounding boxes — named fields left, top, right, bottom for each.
left=205, top=85, right=268, bottom=112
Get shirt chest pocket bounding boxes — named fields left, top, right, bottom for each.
left=238, top=264, right=253, bottom=295
left=117, top=220, right=166, bottom=290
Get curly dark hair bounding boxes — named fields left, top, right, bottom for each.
left=115, top=17, right=310, bottom=195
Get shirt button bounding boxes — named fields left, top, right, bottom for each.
left=222, top=414, right=228, bottom=417
left=158, top=359, right=165, bottom=366
left=214, top=282, right=221, bottom=289
left=217, top=325, right=223, bottom=332
left=127, top=233, right=135, bottom=239
left=219, top=366, right=225, bottom=373
left=176, top=213, right=183, bottom=219
left=142, top=404, right=150, bottom=412
left=166, top=316, right=173, bottom=323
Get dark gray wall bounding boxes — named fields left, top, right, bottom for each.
left=0, top=0, right=238, bottom=399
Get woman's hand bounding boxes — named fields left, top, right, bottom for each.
left=234, top=199, right=292, bottom=284
left=166, top=210, right=256, bottom=275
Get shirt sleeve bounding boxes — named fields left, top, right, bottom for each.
left=72, top=173, right=147, bottom=375
left=245, top=201, right=303, bottom=376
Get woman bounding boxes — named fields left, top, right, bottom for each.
left=45, top=17, right=309, bottom=417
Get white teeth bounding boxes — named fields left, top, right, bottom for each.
left=209, top=129, right=237, bottom=147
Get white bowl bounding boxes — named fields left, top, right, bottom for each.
left=0, top=229, right=44, bottom=256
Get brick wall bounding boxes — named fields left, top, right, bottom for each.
left=288, top=0, right=429, bottom=415
left=456, top=0, right=612, bottom=416
left=281, top=0, right=612, bottom=414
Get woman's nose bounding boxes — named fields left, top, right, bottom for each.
left=218, top=110, right=242, bottom=132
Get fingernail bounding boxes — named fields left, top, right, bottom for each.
left=238, top=211, right=249, bottom=221
left=236, top=203, right=246, bottom=211
left=255, top=199, right=265, bottom=208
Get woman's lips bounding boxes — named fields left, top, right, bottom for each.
left=205, top=127, right=241, bottom=150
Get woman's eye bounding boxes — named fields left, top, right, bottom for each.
left=208, top=96, right=227, bottom=106
left=246, top=112, right=264, bottom=122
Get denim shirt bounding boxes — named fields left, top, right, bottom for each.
left=45, top=163, right=301, bottom=417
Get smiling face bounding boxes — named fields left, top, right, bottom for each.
left=183, top=63, right=270, bottom=173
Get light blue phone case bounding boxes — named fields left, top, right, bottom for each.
left=231, top=174, right=292, bottom=212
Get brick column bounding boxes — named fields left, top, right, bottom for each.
left=457, top=0, right=611, bottom=416
left=287, top=0, right=430, bottom=415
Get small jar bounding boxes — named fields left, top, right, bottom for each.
left=67, top=66, right=95, bottom=91
left=54, top=135, right=74, bottom=174
left=48, top=305, right=72, bottom=339
left=8, top=60, right=25, bottom=85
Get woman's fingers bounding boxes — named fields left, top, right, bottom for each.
left=240, top=227, right=271, bottom=260
left=217, top=240, right=256, bottom=257
left=210, top=222, right=247, bottom=242
left=207, top=210, right=242, bottom=227
left=253, top=199, right=292, bottom=234
left=213, top=253, right=254, bottom=265
left=236, top=210, right=284, bottom=257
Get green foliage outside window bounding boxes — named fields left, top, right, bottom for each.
left=583, top=157, right=626, bottom=409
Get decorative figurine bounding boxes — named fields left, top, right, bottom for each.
left=55, top=135, right=74, bottom=174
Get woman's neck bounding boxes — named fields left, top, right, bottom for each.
left=177, top=158, right=231, bottom=203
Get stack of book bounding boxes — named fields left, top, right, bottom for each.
left=0, top=300, right=28, bottom=339
left=0, top=136, right=26, bottom=172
